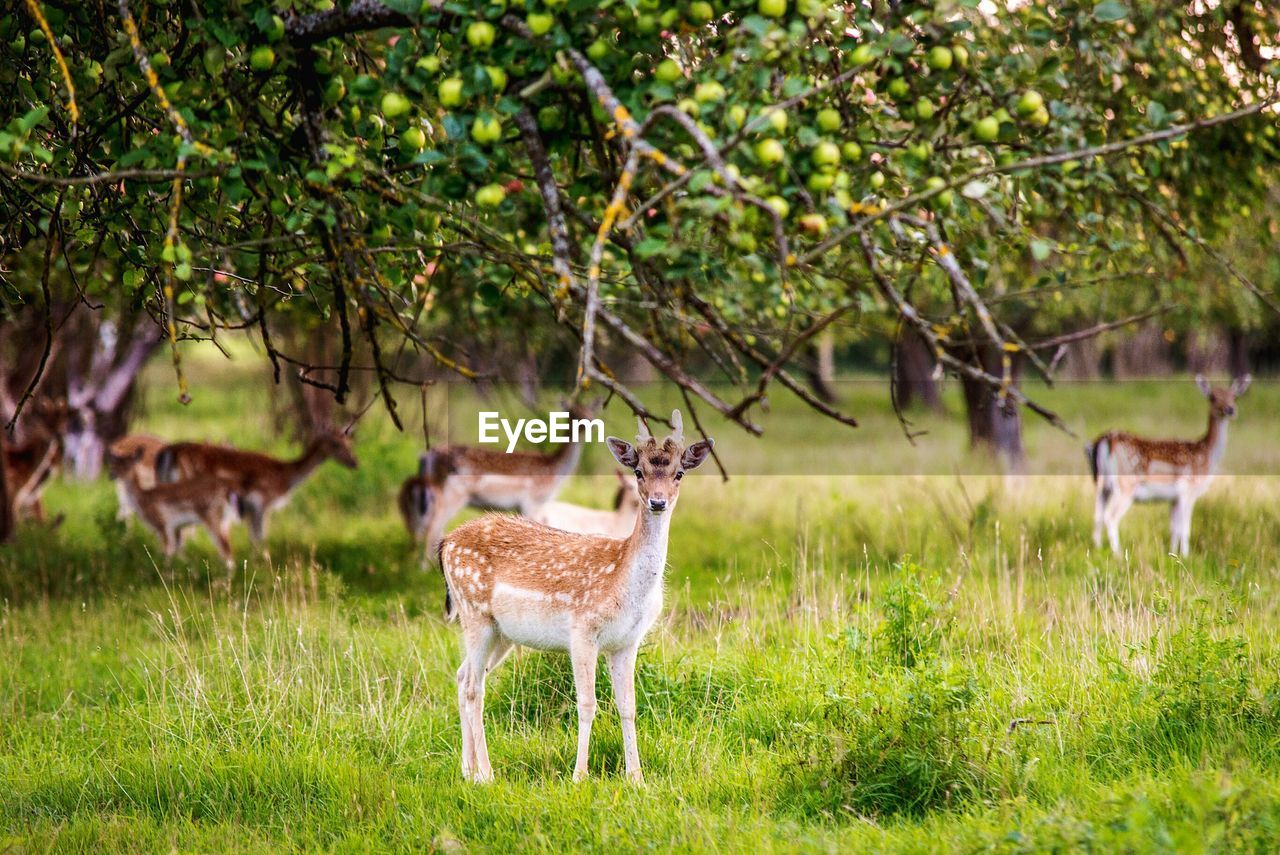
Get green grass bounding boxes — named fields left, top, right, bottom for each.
left=3, top=349, right=1280, bottom=852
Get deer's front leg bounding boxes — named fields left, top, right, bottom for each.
left=460, top=621, right=498, bottom=782
left=607, top=642, right=643, bottom=783
left=569, top=629, right=599, bottom=783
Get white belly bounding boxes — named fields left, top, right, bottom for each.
left=490, top=583, right=574, bottom=650
left=1133, top=482, right=1181, bottom=503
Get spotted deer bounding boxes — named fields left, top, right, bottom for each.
left=107, top=448, right=242, bottom=568
left=107, top=434, right=168, bottom=523
left=1087, top=374, right=1250, bottom=556
left=404, top=406, right=593, bottom=558
left=440, top=410, right=713, bottom=783
left=156, top=430, right=357, bottom=545
left=530, top=471, right=641, bottom=538
left=2, top=398, right=70, bottom=527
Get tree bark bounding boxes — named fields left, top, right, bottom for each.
left=0, top=430, right=11, bottom=544
left=958, top=345, right=1025, bottom=473
left=1228, top=329, right=1250, bottom=378
left=893, top=327, right=942, bottom=411
left=804, top=330, right=838, bottom=405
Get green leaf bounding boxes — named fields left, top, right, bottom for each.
left=1092, top=0, right=1128, bottom=22
left=633, top=237, right=666, bottom=259
left=18, top=106, right=49, bottom=134
left=1030, top=238, right=1053, bottom=261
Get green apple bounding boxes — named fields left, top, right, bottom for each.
left=677, top=98, right=700, bottom=117
left=485, top=65, right=508, bottom=91
left=265, top=14, right=285, bottom=43
left=537, top=105, right=564, bottom=129
left=471, top=113, right=503, bottom=144
left=323, top=77, right=346, bottom=105
left=806, top=171, right=836, bottom=192
left=466, top=21, right=496, bottom=49
left=973, top=115, right=999, bottom=142
left=869, top=170, right=886, bottom=190
left=726, top=104, right=747, bottom=129
left=850, top=44, right=874, bottom=66
left=586, top=38, right=609, bottom=61
left=438, top=77, right=465, bottom=107
left=381, top=91, right=412, bottom=119
left=655, top=58, right=682, bottom=83
left=887, top=77, right=910, bottom=100
left=796, top=0, right=826, bottom=17
left=935, top=189, right=955, bottom=207
left=925, top=176, right=947, bottom=193
left=952, top=44, right=969, bottom=68
left=1028, top=106, right=1050, bottom=127
left=399, top=126, right=427, bottom=152
left=927, top=46, right=953, bottom=71
left=1016, top=90, right=1044, bottom=117
left=907, top=141, right=931, bottom=162
left=695, top=81, right=726, bottom=103
left=526, top=12, right=554, bottom=36
left=915, top=97, right=935, bottom=120
left=758, top=0, right=787, bottom=18
left=755, top=138, right=786, bottom=165
left=659, top=8, right=680, bottom=27
left=766, top=108, right=788, bottom=133
left=475, top=183, right=506, bottom=208
left=689, top=0, right=715, bottom=22
left=765, top=195, right=790, bottom=218
left=841, top=141, right=862, bottom=162
left=416, top=55, right=442, bottom=74
left=250, top=45, right=276, bottom=71
left=816, top=108, right=841, bottom=132
left=811, top=140, right=841, bottom=169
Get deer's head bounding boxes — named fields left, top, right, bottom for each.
left=316, top=430, right=359, bottom=469
left=605, top=409, right=713, bottom=515
left=1196, top=374, right=1252, bottom=419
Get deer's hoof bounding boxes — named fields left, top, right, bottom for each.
left=572, top=768, right=589, bottom=783
left=627, top=769, right=645, bottom=786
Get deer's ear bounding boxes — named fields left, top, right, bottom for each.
left=681, top=439, right=714, bottom=471
left=1195, top=375, right=1212, bottom=398
left=1232, top=374, right=1253, bottom=397
left=606, top=437, right=639, bottom=468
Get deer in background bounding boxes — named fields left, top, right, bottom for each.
left=2, top=397, right=69, bottom=527
left=107, top=434, right=168, bottom=523
left=530, top=471, right=640, bottom=538
left=156, top=430, right=357, bottom=546
left=107, top=447, right=242, bottom=569
left=403, top=405, right=593, bottom=558
left=440, top=410, right=713, bottom=783
left=1087, top=374, right=1251, bottom=557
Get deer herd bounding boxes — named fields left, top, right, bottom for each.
left=0, top=374, right=1258, bottom=782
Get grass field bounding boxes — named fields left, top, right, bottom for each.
left=4, top=349, right=1280, bottom=852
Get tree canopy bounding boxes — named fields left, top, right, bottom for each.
left=1, top=0, right=1277, bottom=444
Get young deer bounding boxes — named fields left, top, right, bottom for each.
left=107, top=448, right=242, bottom=568
left=405, top=407, right=592, bottom=557
left=107, top=434, right=168, bottom=523
left=530, top=471, right=641, bottom=538
left=2, top=397, right=69, bottom=526
left=440, top=410, right=713, bottom=784
left=1087, top=374, right=1251, bottom=556
left=156, top=430, right=357, bottom=545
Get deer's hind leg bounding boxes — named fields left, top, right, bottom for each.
left=569, top=627, right=600, bottom=783
left=1103, top=484, right=1134, bottom=557
left=457, top=619, right=499, bottom=782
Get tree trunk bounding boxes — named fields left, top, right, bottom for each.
left=804, top=330, right=839, bottom=405
left=0, top=430, right=11, bottom=544
left=63, top=314, right=163, bottom=480
left=893, top=327, right=942, bottom=411
left=959, top=346, right=1026, bottom=473
left=1228, top=329, right=1250, bottom=378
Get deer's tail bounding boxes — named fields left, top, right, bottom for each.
left=436, top=538, right=457, bottom=622
left=1087, top=436, right=1114, bottom=502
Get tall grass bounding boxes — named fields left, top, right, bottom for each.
left=2, top=351, right=1280, bottom=851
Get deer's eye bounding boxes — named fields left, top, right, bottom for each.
left=633, top=468, right=643, bottom=480
left=674, top=470, right=684, bottom=481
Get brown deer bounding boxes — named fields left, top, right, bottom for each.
left=403, top=408, right=593, bottom=558
left=1087, top=374, right=1250, bottom=556
left=2, top=397, right=69, bottom=527
left=440, top=410, right=713, bottom=783
left=156, top=430, right=357, bottom=545
left=107, top=434, right=168, bottom=523
left=529, top=471, right=641, bottom=538
left=107, top=448, right=242, bottom=568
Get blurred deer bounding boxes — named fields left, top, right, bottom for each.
left=530, top=471, right=640, bottom=538
left=107, top=447, right=242, bottom=569
left=402, top=405, right=593, bottom=558
left=440, top=410, right=713, bottom=783
left=1087, top=374, right=1250, bottom=556
left=156, top=430, right=357, bottom=546
left=2, top=397, right=69, bottom=527
left=107, top=434, right=168, bottom=523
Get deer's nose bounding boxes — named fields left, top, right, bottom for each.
left=648, top=497, right=668, bottom=513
